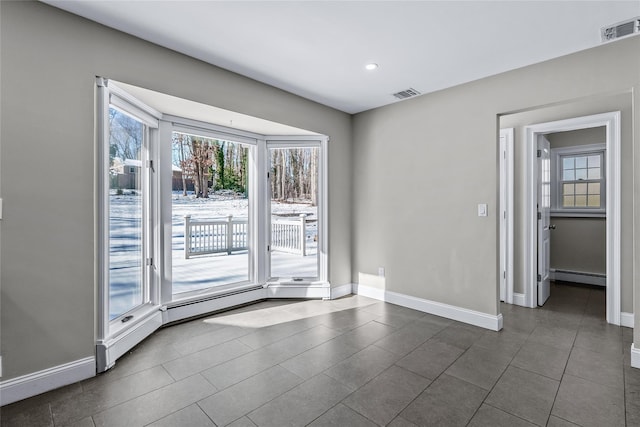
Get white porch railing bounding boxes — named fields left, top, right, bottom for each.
left=184, top=215, right=248, bottom=259
left=184, top=213, right=308, bottom=258
left=271, top=214, right=307, bottom=256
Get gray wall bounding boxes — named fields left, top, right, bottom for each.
left=501, top=93, right=633, bottom=312
left=547, top=128, right=606, bottom=276
left=0, top=2, right=352, bottom=380
left=352, top=36, right=640, bottom=330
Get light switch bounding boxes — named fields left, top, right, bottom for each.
left=477, top=203, right=488, bottom=217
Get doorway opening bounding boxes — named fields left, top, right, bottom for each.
left=499, top=111, right=621, bottom=325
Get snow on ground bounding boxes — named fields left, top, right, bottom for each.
left=109, top=191, right=318, bottom=319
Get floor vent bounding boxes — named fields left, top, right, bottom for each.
left=601, top=17, right=640, bottom=42
left=392, top=88, right=421, bottom=100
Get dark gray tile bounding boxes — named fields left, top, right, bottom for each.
left=374, top=321, right=443, bottom=356
left=163, top=339, right=252, bottom=380
left=174, top=325, right=250, bottom=356
left=546, top=415, right=580, bottom=426
left=247, top=374, right=351, bottom=426
left=198, top=365, right=303, bottom=426
left=573, top=327, right=623, bottom=356
left=511, top=341, right=570, bottom=380
left=279, top=339, right=360, bottom=380
left=147, top=404, right=215, bottom=427
left=467, top=404, right=536, bottom=427
left=343, top=365, right=430, bottom=426
left=324, top=345, right=399, bottom=390
left=84, top=339, right=182, bottom=385
left=51, top=365, right=174, bottom=425
left=528, top=325, right=577, bottom=351
left=201, top=347, right=278, bottom=390
left=0, top=402, right=53, bottom=427
left=445, top=345, right=511, bottom=390
left=329, top=320, right=396, bottom=350
left=396, top=338, right=464, bottom=380
left=432, top=325, right=484, bottom=350
left=387, top=417, right=418, bottom=427
left=238, top=319, right=313, bottom=349
left=92, top=374, right=216, bottom=427
left=307, top=404, right=377, bottom=427
left=202, top=323, right=338, bottom=390
left=400, top=374, right=487, bottom=426
left=226, top=416, right=257, bottom=427
left=67, top=417, right=95, bottom=427
left=319, top=308, right=380, bottom=332
left=485, top=366, right=559, bottom=426
left=472, top=329, right=527, bottom=358
left=551, top=374, right=625, bottom=427
left=565, top=346, right=624, bottom=390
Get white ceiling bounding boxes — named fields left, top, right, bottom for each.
left=44, top=1, right=639, bottom=114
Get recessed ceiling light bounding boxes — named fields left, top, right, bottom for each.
left=365, top=63, right=379, bottom=71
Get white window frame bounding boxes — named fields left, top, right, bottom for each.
left=96, top=79, right=163, bottom=372
left=265, top=137, right=329, bottom=287
left=551, top=143, right=606, bottom=217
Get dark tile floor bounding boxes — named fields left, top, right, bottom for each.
left=1, top=282, right=637, bottom=426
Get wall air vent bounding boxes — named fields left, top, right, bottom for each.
left=392, top=88, right=421, bottom=100
left=601, top=17, right=640, bottom=42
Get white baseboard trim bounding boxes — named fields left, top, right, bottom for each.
left=164, top=288, right=266, bottom=324
left=0, top=357, right=95, bottom=406
left=330, top=284, right=353, bottom=300
left=621, top=312, right=634, bottom=329
left=631, top=344, right=640, bottom=369
left=354, top=284, right=503, bottom=331
left=512, top=293, right=527, bottom=307
left=550, top=269, right=606, bottom=287
left=265, top=284, right=331, bottom=299
left=97, top=310, right=163, bottom=373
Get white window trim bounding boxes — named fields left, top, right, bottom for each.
left=550, top=143, right=606, bottom=216
left=96, top=78, right=162, bottom=372
left=265, top=136, right=329, bottom=286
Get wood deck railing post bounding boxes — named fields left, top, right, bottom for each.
left=184, top=215, right=191, bottom=259
left=227, top=215, right=233, bottom=255
left=299, top=214, right=307, bottom=256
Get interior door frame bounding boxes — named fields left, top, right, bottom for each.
left=524, top=111, right=621, bottom=324
left=499, top=128, right=514, bottom=304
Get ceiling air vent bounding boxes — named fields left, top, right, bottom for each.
left=601, top=17, right=640, bottom=42
left=392, top=88, right=421, bottom=100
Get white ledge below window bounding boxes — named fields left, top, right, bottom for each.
left=551, top=210, right=606, bottom=218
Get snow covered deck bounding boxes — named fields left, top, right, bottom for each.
left=109, top=193, right=318, bottom=318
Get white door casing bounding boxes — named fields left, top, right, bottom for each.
left=537, top=136, right=551, bottom=306
left=499, top=128, right=514, bottom=304
left=523, top=111, right=621, bottom=324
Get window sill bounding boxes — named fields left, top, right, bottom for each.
left=551, top=210, right=605, bottom=218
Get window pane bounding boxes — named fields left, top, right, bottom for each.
left=587, top=195, right=600, bottom=207
left=563, top=183, right=574, bottom=195
left=562, top=157, right=574, bottom=170
left=563, top=195, right=574, bottom=207
left=575, top=156, right=587, bottom=168
left=575, top=183, right=587, bottom=194
left=108, top=108, right=144, bottom=320
left=270, top=147, right=319, bottom=279
left=575, top=169, right=587, bottom=180
left=171, top=132, right=250, bottom=296
left=563, top=170, right=575, bottom=181
left=587, top=167, right=600, bottom=179
left=575, top=195, right=587, bottom=207
left=587, top=182, right=600, bottom=195
left=588, top=155, right=600, bottom=168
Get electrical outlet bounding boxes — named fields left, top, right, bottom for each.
left=378, top=267, right=385, bottom=277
